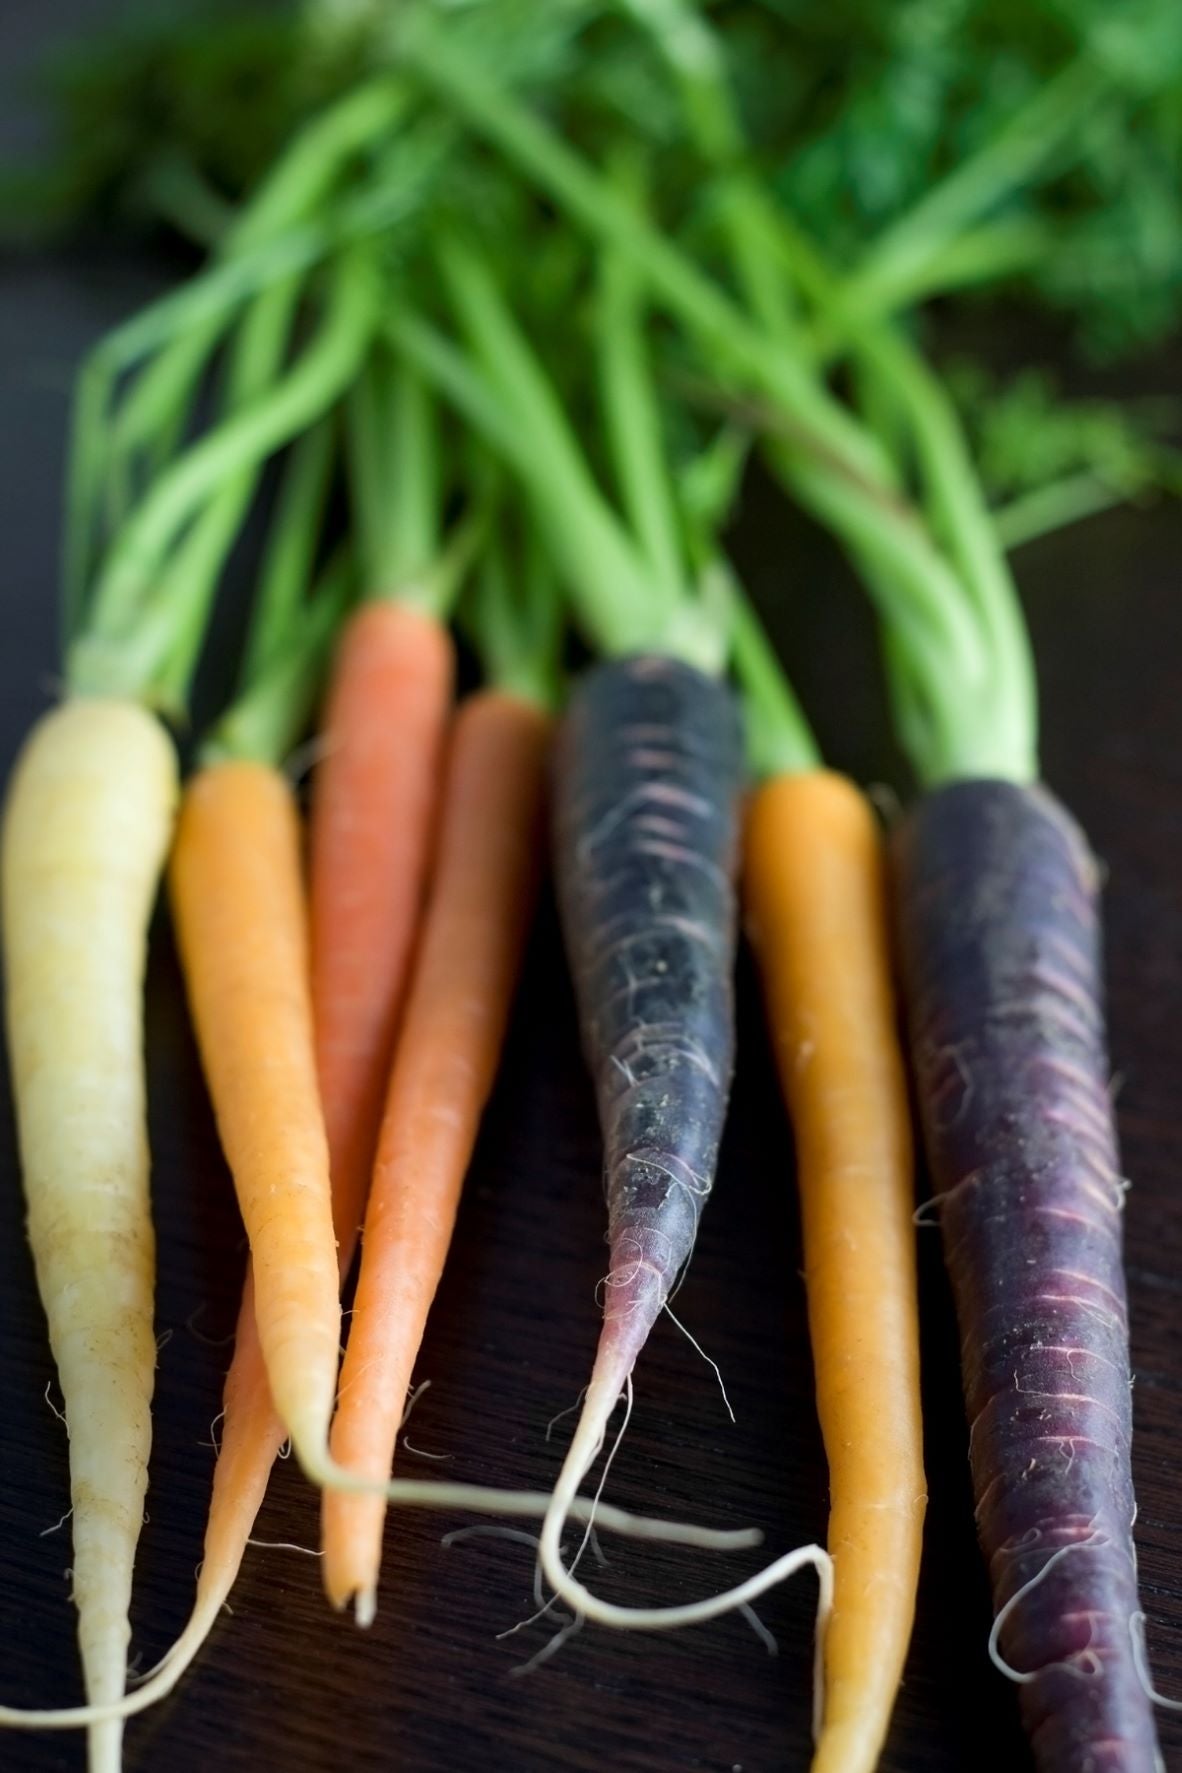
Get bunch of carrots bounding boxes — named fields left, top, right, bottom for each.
left=1, top=5, right=1177, bottom=1772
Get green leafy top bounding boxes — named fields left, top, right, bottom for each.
left=200, top=425, right=356, bottom=769
left=11, top=0, right=1182, bottom=357
left=386, top=221, right=739, bottom=672
left=396, top=5, right=1036, bottom=781
left=21, top=0, right=1181, bottom=775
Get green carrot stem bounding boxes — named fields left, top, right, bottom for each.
left=346, top=350, right=398, bottom=591
left=400, top=15, right=994, bottom=716
left=840, top=55, right=1105, bottom=324
left=74, top=248, right=377, bottom=672
left=60, top=75, right=417, bottom=662
left=596, top=170, right=688, bottom=604
left=387, top=360, right=440, bottom=588
left=728, top=585, right=819, bottom=780
left=346, top=351, right=442, bottom=602
left=619, top=0, right=798, bottom=343
left=878, top=614, right=948, bottom=781
left=630, top=3, right=1036, bottom=780
left=430, top=237, right=673, bottom=649
left=677, top=424, right=750, bottom=571
left=400, top=7, right=888, bottom=490
left=773, top=444, right=984, bottom=687
left=991, top=473, right=1133, bottom=551
left=228, top=79, right=408, bottom=253
left=442, top=233, right=732, bottom=672
left=242, top=416, right=337, bottom=684
left=139, top=152, right=233, bottom=248
left=63, top=355, right=110, bottom=645
left=386, top=308, right=637, bottom=641
left=63, top=90, right=428, bottom=639
left=148, top=274, right=307, bottom=696
left=63, top=228, right=329, bottom=638
left=67, top=271, right=308, bottom=706
left=200, top=550, right=356, bottom=769
left=113, top=332, right=217, bottom=489
left=420, top=508, right=487, bottom=621
left=855, top=329, right=1037, bottom=777
left=818, top=219, right=1052, bottom=345
left=468, top=512, right=563, bottom=713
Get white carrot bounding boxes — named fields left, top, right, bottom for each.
left=2, top=699, right=177, bottom=1773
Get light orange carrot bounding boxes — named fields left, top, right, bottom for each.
left=169, top=761, right=341, bottom=1465
left=743, top=770, right=925, bottom=1773
left=323, top=687, right=551, bottom=1622
left=121, top=599, right=453, bottom=1664
left=310, top=597, right=455, bottom=1255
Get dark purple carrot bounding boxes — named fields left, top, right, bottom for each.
left=894, top=779, right=1158, bottom=1773
left=556, top=652, right=741, bottom=1354
left=538, top=653, right=829, bottom=1629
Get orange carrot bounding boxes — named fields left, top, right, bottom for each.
left=309, top=597, right=455, bottom=1257
left=323, top=686, right=551, bottom=1622
left=169, top=761, right=342, bottom=1464
left=744, top=769, right=926, bottom=1773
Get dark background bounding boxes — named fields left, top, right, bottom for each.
left=1, top=6, right=1180, bottom=1771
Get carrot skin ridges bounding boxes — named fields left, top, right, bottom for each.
left=893, top=779, right=1157, bottom=1773
left=1, top=698, right=177, bottom=1773
left=553, top=655, right=743, bottom=1378
left=309, top=599, right=455, bottom=1257
left=744, top=771, right=925, bottom=1773
left=323, top=689, right=552, bottom=1616
left=169, top=761, right=340, bottom=1465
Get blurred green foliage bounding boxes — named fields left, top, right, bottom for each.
left=6, top=0, right=1179, bottom=552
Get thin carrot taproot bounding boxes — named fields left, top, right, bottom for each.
left=323, top=684, right=552, bottom=1622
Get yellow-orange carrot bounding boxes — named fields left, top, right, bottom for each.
left=743, top=770, right=926, bottom=1773
left=323, top=688, right=551, bottom=1622
left=169, top=761, right=342, bottom=1466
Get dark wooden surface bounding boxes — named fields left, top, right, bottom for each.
left=2, top=18, right=1181, bottom=1773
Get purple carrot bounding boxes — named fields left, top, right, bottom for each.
left=535, top=651, right=763, bottom=1626
left=894, top=778, right=1159, bottom=1773
left=557, top=653, right=742, bottom=1367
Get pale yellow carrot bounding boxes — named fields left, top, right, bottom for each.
left=1, top=698, right=177, bottom=1773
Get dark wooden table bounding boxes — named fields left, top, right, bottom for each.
left=2, top=18, right=1181, bottom=1773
